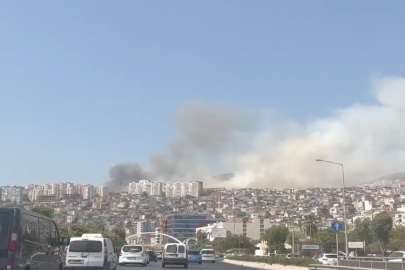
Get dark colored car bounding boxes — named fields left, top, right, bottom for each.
left=155, top=251, right=162, bottom=260
left=0, top=207, right=69, bottom=270
left=147, top=250, right=158, bottom=262
left=188, top=250, right=202, bottom=264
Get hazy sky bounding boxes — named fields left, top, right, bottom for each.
left=1, top=1, right=405, bottom=186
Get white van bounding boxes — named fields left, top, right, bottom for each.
left=162, top=243, right=188, bottom=268
left=118, top=245, right=148, bottom=266
left=64, top=233, right=118, bottom=270
left=200, top=249, right=216, bottom=263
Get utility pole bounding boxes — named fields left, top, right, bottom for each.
left=292, top=221, right=295, bottom=254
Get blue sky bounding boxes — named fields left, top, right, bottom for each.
left=1, top=1, right=405, bottom=186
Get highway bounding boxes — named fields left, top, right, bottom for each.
left=117, top=260, right=260, bottom=270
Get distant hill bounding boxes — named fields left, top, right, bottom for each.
left=363, top=172, right=405, bottom=185
left=213, top=173, right=235, bottom=181
left=373, top=172, right=405, bottom=181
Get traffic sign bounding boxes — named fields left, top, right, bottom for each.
left=302, top=245, right=320, bottom=250
left=348, top=242, right=364, bottom=248
left=331, top=222, right=343, bottom=232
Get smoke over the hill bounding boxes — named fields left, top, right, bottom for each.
left=106, top=76, right=405, bottom=191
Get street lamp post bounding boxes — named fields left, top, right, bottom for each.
left=315, top=159, right=349, bottom=260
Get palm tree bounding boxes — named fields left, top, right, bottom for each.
left=303, top=215, right=318, bottom=240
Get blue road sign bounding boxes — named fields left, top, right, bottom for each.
left=331, top=222, right=343, bottom=232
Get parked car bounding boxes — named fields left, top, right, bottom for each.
left=0, top=207, right=69, bottom=270
left=188, top=250, right=202, bottom=264
left=285, top=254, right=301, bottom=258
left=119, top=245, right=148, bottom=266
left=318, top=253, right=338, bottom=265
left=147, top=250, right=158, bottom=262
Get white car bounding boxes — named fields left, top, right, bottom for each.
left=65, top=234, right=118, bottom=270
left=318, top=253, right=338, bottom=265
left=119, top=245, right=148, bottom=266
left=200, top=249, right=216, bottom=263
left=387, top=251, right=405, bottom=262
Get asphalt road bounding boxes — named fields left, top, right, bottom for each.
left=117, top=260, right=260, bottom=270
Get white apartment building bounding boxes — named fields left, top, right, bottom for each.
left=165, top=181, right=203, bottom=198
left=128, top=180, right=162, bottom=196
left=0, top=186, right=24, bottom=203
left=59, top=182, right=67, bottom=196
left=83, top=185, right=95, bottom=200
left=96, top=186, right=109, bottom=197
left=66, top=182, right=76, bottom=195
left=197, top=218, right=276, bottom=241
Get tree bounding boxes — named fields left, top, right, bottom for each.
left=212, top=234, right=254, bottom=253
left=388, top=227, right=405, bottom=251
left=314, top=229, right=335, bottom=249
left=262, top=225, right=289, bottom=253
left=31, top=206, right=54, bottom=218
left=106, top=228, right=127, bottom=247
left=371, top=212, right=393, bottom=253
left=303, top=215, right=318, bottom=240
left=349, top=218, right=374, bottom=245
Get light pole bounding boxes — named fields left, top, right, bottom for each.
left=316, top=159, right=349, bottom=260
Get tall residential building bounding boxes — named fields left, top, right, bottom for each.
left=66, top=182, right=76, bottom=195
left=51, top=183, right=60, bottom=200
left=83, top=185, right=95, bottom=200
left=0, top=186, right=24, bottom=203
left=96, top=186, right=109, bottom=197
left=59, top=182, right=67, bottom=196
left=30, top=186, right=42, bottom=202
left=128, top=180, right=162, bottom=196
left=165, top=181, right=203, bottom=198
left=76, top=184, right=84, bottom=195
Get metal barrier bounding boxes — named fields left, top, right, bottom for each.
left=337, top=260, right=405, bottom=270
left=310, top=258, right=405, bottom=270
left=309, top=265, right=385, bottom=270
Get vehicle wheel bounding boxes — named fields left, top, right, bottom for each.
left=198, top=262, right=202, bottom=264
left=212, top=261, right=215, bottom=263
left=118, top=263, right=124, bottom=266
left=184, top=264, right=188, bottom=268
left=162, top=263, right=166, bottom=268
left=142, top=263, right=146, bottom=266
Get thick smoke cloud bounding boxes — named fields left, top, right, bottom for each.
left=105, top=163, right=149, bottom=192
left=233, top=76, right=405, bottom=188
left=106, top=76, right=405, bottom=190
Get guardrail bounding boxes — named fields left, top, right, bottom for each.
left=309, top=265, right=386, bottom=270
left=310, top=258, right=405, bottom=270
left=338, top=260, right=405, bottom=270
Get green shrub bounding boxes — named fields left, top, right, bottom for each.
left=226, top=255, right=319, bottom=267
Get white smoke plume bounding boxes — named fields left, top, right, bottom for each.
left=107, top=76, right=405, bottom=189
